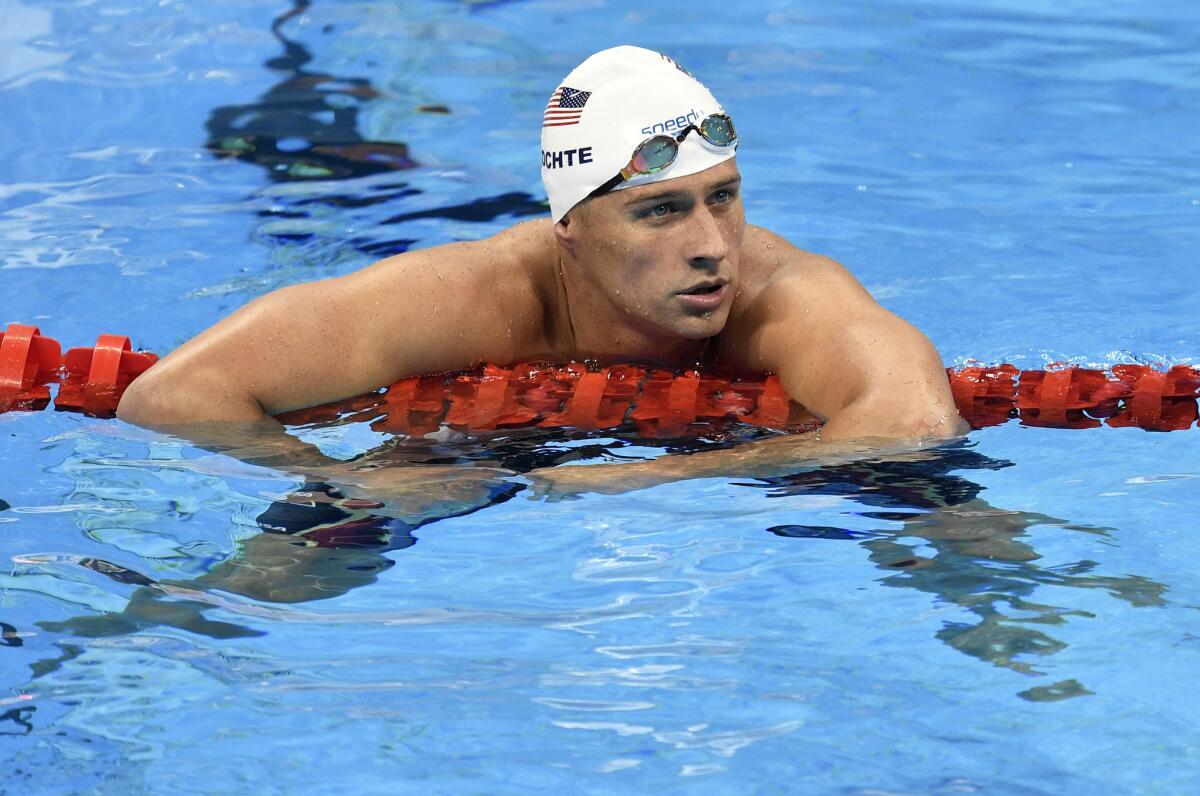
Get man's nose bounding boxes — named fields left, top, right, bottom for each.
left=686, top=205, right=729, bottom=268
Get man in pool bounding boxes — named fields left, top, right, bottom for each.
left=118, top=45, right=964, bottom=506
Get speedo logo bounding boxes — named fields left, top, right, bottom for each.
left=640, top=109, right=702, bottom=137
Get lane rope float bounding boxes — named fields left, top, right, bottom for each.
left=2, top=323, right=1197, bottom=433
left=0, top=324, right=157, bottom=417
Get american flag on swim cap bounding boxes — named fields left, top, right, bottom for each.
left=543, top=86, right=591, bottom=127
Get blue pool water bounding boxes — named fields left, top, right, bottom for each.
left=3, top=0, right=1200, bottom=792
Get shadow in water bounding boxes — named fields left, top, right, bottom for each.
left=24, top=425, right=761, bottom=667
left=751, top=443, right=1165, bottom=700
left=0, top=706, right=34, bottom=736
left=205, top=0, right=545, bottom=259
left=35, top=479, right=521, bottom=641
left=20, top=432, right=1162, bottom=703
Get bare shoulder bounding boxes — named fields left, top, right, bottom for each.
left=726, top=228, right=869, bottom=347
left=731, top=225, right=874, bottom=324
left=720, top=225, right=956, bottom=438
left=118, top=216, right=562, bottom=423
left=355, top=218, right=555, bottom=303
left=344, top=217, right=559, bottom=361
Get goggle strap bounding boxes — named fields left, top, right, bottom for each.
left=588, top=173, right=625, bottom=200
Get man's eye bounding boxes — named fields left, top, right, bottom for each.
left=712, top=189, right=734, bottom=203
left=641, top=203, right=673, bottom=218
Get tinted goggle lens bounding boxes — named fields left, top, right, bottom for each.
left=699, top=114, right=736, bottom=146
left=630, top=136, right=679, bottom=176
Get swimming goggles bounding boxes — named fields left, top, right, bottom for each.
left=589, top=113, right=738, bottom=198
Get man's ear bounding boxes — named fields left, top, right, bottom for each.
left=552, top=208, right=581, bottom=257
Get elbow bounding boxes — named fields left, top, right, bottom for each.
left=895, top=406, right=970, bottom=441
left=819, top=394, right=968, bottom=443
left=823, top=344, right=968, bottom=441
left=116, top=364, right=264, bottom=428
left=116, top=369, right=168, bottom=427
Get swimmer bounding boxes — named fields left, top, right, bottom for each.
left=118, top=46, right=966, bottom=503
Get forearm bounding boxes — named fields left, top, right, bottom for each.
left=650, top=431, right=882, bottom=479
left=148, top=416, right=342, bottom=474
left=529, top=431, right=911, bottom=498
left=121, top=381, right=524, bottom=537
left=116, top=364, right=338, bottom=470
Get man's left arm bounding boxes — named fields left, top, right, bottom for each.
left=725, top=227, right=966, bottom=441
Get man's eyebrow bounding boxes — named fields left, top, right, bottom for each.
left=623, top=189, right=690, bottom=207
left=708, top=176, right=742, bottom=192
left=622, top=177, right=742, bottom=208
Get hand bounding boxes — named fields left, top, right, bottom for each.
left=309, top=461, right=517, bottom=524
left=526, top=460, right=675, bottom=501
left=901, top=502, right=1046, bottom=562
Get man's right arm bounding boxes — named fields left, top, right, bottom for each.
left=115, top=223, right=548, bottom=513
left=118, top=222, right=548, bottom=428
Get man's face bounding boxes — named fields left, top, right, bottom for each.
left=565, top=157, right=745, bottom=343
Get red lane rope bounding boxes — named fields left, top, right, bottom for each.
left=0, top=324, right=61, bottom=412
left=281, top=361, right=1200, bottom=435
left=2, top=323, right=1197, bottom=433
left=276, top=360, right=1200, bottom=436
left=0, top=324, right=156, bottom=417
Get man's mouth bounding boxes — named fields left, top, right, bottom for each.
left=675, top=280, right=729, bottom=311
left=678, top=279, right=727, bottom=296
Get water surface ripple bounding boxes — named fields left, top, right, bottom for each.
left=2, top=0, right=1199, bottom=794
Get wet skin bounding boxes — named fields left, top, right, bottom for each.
left=117, top=157, right=962, bottom=446
left=549, top=161, right=746, bottom=358
left=95, top=160, right=991, bottom=651
left=106, top=158, right=970, bottom=574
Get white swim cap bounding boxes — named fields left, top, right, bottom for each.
left=540, top=45, right=735, bottom=223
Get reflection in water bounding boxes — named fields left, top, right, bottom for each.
left=0, top=622, right=21, bottom=648
left=30, top=431, right=765, bottom=634
left=205, top=0, right=544, bottom=259
left=751, top=443, right=1166, bottom=699
left=341, top=424, right=781, bottom=472
left=205, top=0, right=416, bottom=182
left=0, top=706, right=34, bottom=736
left=28, top=434, right=1167, bottom=704
left=35, top=479, right=520, bottom=640
left=26, top=428, right=756, bottom=647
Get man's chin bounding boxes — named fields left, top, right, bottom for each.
left=670, top=313, right=730, bottom=343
